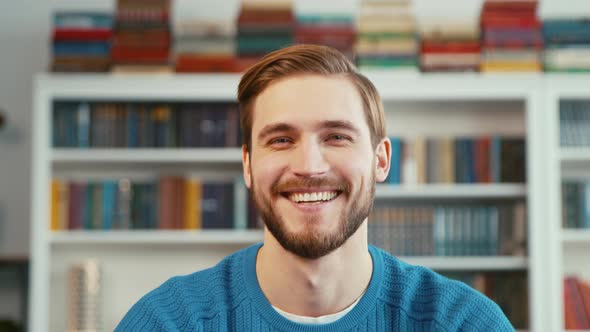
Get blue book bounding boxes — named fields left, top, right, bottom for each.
left=465, top=139, right=476, bottom=183
left=583, top=182, right=590, bottom=229
left=53, top=41, right=110, bottom=56
left=389, top=137, right=402, bottom=184
left=54, top=12, right=113, bottom=29
left=127, top=105, right=139, bottom=148
left=201, top=183, right=220, bottom=229
left=101, top=181, right=117, bottom=230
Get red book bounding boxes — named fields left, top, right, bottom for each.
left=53, top=28, right=112, bottom=41
left=158, top=177, right=175, bottom=229
left=421, top=41, right=481, bottom=54
left=112, top=47, right=169, bottom=63
left=482, top=40, right=543, bottom=49
left=175, top=55, right=238, bottom=73
left=481, top=15, right=541, bottom=28
left=578, top=279, right=590, bottom=325
left=116, top=10, right=170, bottom=23
left=475, top=137, right=491, bottom=183
left=482, top=0, right=538, bottom=12
left=565, top=277, right=590, bottom=329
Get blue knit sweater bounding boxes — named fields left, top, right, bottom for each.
left=116, top=244, right=515, bottom=331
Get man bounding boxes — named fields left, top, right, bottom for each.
left=116, top=45, right=514, bottom=331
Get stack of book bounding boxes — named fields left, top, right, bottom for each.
left=355, top=0, right=418, bottom=71
left=236, top=0, right=294, bottom=64
left=544, top=19, right=590, bottom=72
left=443, top=272, right=528, bottom=329
left=50, top=176, right=260, bottom=231
left=560, top=100, right=590, bottom=146
left=111, top=0, right=172, bottom=73
left=368, top=201, right=527, bottom=257
left=419, top=19, right=480, bottom=72
left=385, top=136, right=526, bottom=185
left=562, top=180, right=590, bottom=229
left=51, top=11, right=112, bottom=72
left=68, top=261, right=102, bottom=332
left=294, top=0, right=355, bottom=60
left=564, top=276, right=590, bottom=329
left=52, top=101, right=240, bottom=148
left=480, top=0, right=542, bottom=72
left=174, top=19, right=237, bottom=73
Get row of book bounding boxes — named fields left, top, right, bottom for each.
left=368, top=202, right=527, bottom=257
left=386, top=136, right=526, bottom=185
left=51, top=0, right=590, bottom=73
left=50, top=177, right=260, bottom=231
left=442, top=271, right=528, bottom=329
left=560, top=100, right=590, bottom=147
left=52, top=102, right=240, bottom=148
left=562, top=181, right=590, bottom=229
left=564, top=276, right=590, bottom=329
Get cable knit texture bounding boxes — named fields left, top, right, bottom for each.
left=115, top=243, right=515, bottom=331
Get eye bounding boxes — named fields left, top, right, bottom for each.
left=326, top=134, right=352, bottom=142
left=269, top=137, right=290, bottom=144
left=266, top=136, right=293, bottom=148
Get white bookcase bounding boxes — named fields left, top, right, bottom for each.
left=545, top=75, right=590, bottom=332
left=30, top=72, right=551, bottom=331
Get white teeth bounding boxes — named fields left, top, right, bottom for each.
left=288, top=191, right=338, bottom=203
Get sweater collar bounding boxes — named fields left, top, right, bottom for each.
left=242, top=243, right=384, bottom=332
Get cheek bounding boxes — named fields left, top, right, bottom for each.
left=251, top=154, right=285, bottom=186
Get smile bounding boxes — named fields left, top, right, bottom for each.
left=285, top=191, right=341, bottom=203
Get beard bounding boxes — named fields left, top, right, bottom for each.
left=250, top=160, right=376, bottom=260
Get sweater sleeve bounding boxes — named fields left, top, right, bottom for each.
left=435, top=280, right=516, bottom=332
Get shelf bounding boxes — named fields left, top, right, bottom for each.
left=560, top=148, right=590, bottom=163
left=375, top=183, right=526, bottom=199
left=49, top=231, right=527, bottom=270
left=51, top=148, right=243, bottom=164
left=37, top=72, right=541, bottom=102
left=50, top=230, right=263, bottom=245
left=399, top=256, right=528, bottom=271
left=562, top=229, right=590, bottom=244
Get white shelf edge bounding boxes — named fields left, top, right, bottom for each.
left=396, top=256, right=528, bottom=271
left=375, top=183, right=527, bottom=199
left=50, top=230, right=263, bottom=245
left=560, top=148, right=590, bottom=162
left=562, top=229, right=590, bottom=244
left=51, top=148, right=243, bottom=163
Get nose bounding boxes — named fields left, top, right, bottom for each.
left=290, top=137, right=330, bottom=177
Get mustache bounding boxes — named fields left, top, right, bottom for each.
left=271, top=176, right=351, bottom=195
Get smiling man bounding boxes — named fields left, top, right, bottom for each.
left=116, top=45, right=515, bottom=331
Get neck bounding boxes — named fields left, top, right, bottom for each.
left=256, top=221, right=373, bottom=317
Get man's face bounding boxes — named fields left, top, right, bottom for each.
left=242, top=75, right=389, bottom=259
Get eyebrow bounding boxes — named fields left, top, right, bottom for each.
left=256, top=120, right=361, bottom=143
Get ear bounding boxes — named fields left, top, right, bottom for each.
left=375, top=137, right=391, bottom=183
left=242, top=144, right=252, bottom=189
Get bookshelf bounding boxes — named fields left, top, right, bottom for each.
left=545, top=75, right=590, bottom=332
left=30, top=73, right=548, bottom=331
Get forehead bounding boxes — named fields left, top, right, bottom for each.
left=252, top=75, right=367, bottom=133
